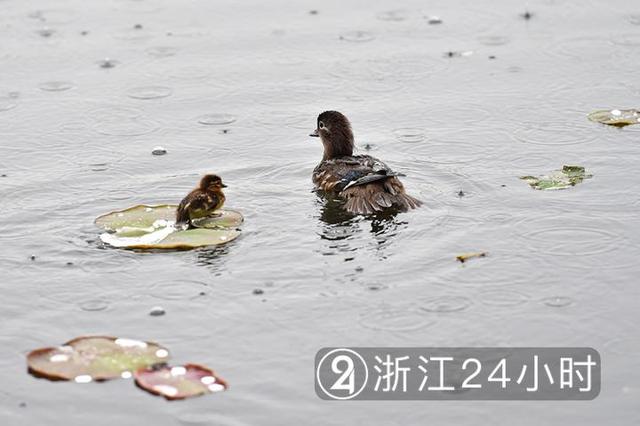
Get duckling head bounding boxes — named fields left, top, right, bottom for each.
left=199, top=174, right=227, bottom=190
left=310, top=110, right=354, bottom=159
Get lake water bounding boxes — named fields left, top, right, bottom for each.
left=1, top=0, right=639, bottom=424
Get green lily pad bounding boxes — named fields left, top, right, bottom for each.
left=134, top=363, right=227, bottom=400
left=520, top=165, right=592, bottom=190
left=27, top=336, right=170, bottom=382
left=588, top=109, right=640, bottom=127
left=95, top=204, right=243, bottom=231
left=95, top=204, right=243, bottom=250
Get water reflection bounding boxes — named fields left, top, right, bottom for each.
left=315, top=193, right=408, bottom=245
left=195, top=244, right=232, bottom=268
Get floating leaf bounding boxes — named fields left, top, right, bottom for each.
left=27, top=336, right=170, bottom=382
left=100, top=226, right=240, bottom=250
left=520, top=165, right=592, bottom=190
left=456, top=252, right=488, bottom=263
left=95, top=204, right=243, bottom=231
left=588, top=109, right=640, bottom=127
left=134, top=363, right=227, bottom=400
left=95, top=204, right=243, bottom=250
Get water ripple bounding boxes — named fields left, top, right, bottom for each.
left=38, top=81, right=75, bottom=92
left=477, top=289, right=530, bottom=307
left=515, top=218, right=622, bottom=256
left=359, top=305, right=437, bottom=331
left=339, top=31, right=375, bottom=43
left=197, top=113, right=237, bottom=125
left=421, top=296, right=472, bottom=313
left=126, top=85, right=173, bottom=100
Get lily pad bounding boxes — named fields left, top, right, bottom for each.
left=27, top=336, right=170, bottom=382
left=588, top=109, right=640, bottom=127
left=520, top=165, right=592, bottom=190
left=134, top=363, right=227, bottom=400
left=95, top=204, right=243, bottom=230
left=95, top=204, right=243, bottom=250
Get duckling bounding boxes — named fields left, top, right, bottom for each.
left=310, top=111, right=422, bottom=215
left=176, top=174, right=227, bottom=227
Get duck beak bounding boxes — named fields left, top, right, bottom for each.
left=221, top=183, right=228, bottom=188
left=309, top=128, right=319, bottom=137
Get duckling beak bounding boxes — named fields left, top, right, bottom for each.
left=309, top=128, right=319, bottom=137
left=221, top=183, right=228, bottom=188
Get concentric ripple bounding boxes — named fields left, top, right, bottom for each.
left=421, top=295, right=472, bottom=313
left=392, top=128, right=425, bottom=143
left=512, top=122, right=598, bottom=146
left=89, top=106, right=159, bottom=136
left=126, top=85, right=173, bottom=100
left=78, top=299, right=110, bottom=312
left=197, top=113, right=237, bottom=125
left=148, top=280, right=210, bottom=300
left=359, top=306, right=437, bottom=331
left=516, top=220, right=621, bottom=256
left=38, top=81, right=75, bottom=92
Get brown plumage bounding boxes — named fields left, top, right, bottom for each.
left=310, top=111, right=422, bottom=215
left=176, top=174, right=227, bottom=227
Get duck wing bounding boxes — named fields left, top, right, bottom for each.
left=314, top=155, right=422, bottom=215
left=176, top=191, right=219, bottom=223
left=313, top=155, right=404, bottom=193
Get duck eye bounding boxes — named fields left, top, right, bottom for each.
left=319, top=121, right=325, bottom=129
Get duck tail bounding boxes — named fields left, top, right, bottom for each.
left=175, top=207, right=190, bottom=226
left=342, top=179, right=422, bottom=215
left=393, top=192, right=423, bottom=211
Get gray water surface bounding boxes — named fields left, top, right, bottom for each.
left=1, top=0, right=639, bottom=424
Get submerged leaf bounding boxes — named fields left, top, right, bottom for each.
left=27, top=336, right=170, bottom=382
left=95, top=204, right=243, bottom=249
left=588, top=109, right=640, bottom=127
left=520, top=165, right=592, bottom=190
left=134, top=363, right=227, bottom=400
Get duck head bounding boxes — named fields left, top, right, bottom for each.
left=199, top=174, right=227, bottom=190
left=310, top=110, right=354, bottom=160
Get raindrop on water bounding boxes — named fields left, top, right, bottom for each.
left=151, top=146, right=167, bottom=156
left=79, top=299, right=109, bottom=312
left=421, top=295, right=472, bottom=313
left=392, top=128, right=425, bottom=143
left=98, top=58, right=119, bottom=69
left=38, top=81, right=75, bottom=92
left=37, top=27, right=55, bottom=37
left=541, top=296, right=574, bottom=308
left=127, top=85, right=173, bottom=100
left=149, top=306, right=165, bottom=316
left=339, top=31, right=375, bottom=42
left=197, top=113, right=236, bottom=125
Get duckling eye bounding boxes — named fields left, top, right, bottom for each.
left=319, top=121, right=325, bottom=129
